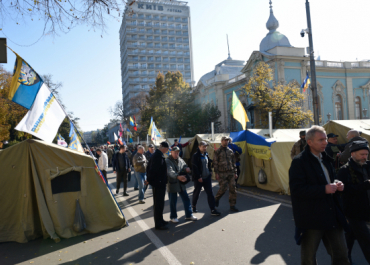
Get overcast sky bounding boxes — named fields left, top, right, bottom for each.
left=1, top=0, right=369, bottom=132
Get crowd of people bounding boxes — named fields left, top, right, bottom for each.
left=289, top=126, right=370, bottom=265
left=87, top=126, right=370, bottom=264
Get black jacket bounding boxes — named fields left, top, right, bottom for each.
left=339, top=136, right=368, bottom=164
left=191, top=149, right=212, bottom=181
left=337, top=159, right=370, bottom=221
left=112, top=151, right=131, bottom=172
left=289, top=145, right=345, bottom=230
left=147, top=149, right=167, bottom=188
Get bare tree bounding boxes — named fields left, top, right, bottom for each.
left=108, top=100, right=124, bottom=121
left=130, top=91, right=147, bottom=115
left=0, top=0, right=137, bottom=37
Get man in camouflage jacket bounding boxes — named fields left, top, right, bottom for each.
left=214, top=136, right=239, bottom=212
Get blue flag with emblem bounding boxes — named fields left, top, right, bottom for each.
left=8, top=52, right=44, bottom=109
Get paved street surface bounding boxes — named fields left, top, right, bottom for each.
left=0, top=168, right=367, bottom=265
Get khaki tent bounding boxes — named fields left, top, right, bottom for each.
left=183, top=129, right=307, bottom=195
left=0, top=139, right=126, bottom=243
left=323, top=120, right=370, bottom=144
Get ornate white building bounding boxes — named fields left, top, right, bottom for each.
left=193, top=2, right=370, bottom=131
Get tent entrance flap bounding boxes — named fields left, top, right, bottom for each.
left=51, top=171, right=81, bottom=194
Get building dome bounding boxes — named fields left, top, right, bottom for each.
left=260, top=4, right=291, bottom=53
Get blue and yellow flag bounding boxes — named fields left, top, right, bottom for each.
left=130, top=117, right=134, bottom=126
left=301, top=73, right=311, bottom=92
left=9, top=54, right=44, bottom=109
left=68, top=121, right=84, bottom=152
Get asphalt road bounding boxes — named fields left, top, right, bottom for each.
left=0, top=168, right=367, bottom=265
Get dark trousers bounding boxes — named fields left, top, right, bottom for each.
left=192, top=176, right=215, bottom=210
left=102, top=170, right=107, bottom=182
left=116, top=170, right=128, bottom=193
left=153, top=186, right=166, bottom=228
left=235, top=166, right=241, bottom=185
left=301, top=228, right=350, bottom=265
left=345, top=218, right=370, bottom=263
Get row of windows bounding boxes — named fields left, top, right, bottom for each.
left=129, top=70, right=191, bottom=77
left=124, top=49, right=190, bottom=56
left=128, top=63, right=190, bottom=69
left=125, top=28, right=189, bottom=36
left=126, top=21, right=188, bottom=29
left=126, top=35, right=189, bottom=42
left=127, top=42, right=189, bottom=48
left=128, top=56, right=190, bottom=62
left=127, top=13, right=188, bottom=23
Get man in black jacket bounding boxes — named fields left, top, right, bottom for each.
left=191, top=141, right=221, bottom=216
left=289, top=125, right=349, bottom=265
left=337, top=141, right=370, bottom=264
left=112, top=145, right=131, bottom=196
left=147, top=142, right=169, bottom=230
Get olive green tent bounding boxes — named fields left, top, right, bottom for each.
left=0, top=139, right=126, bottom=243
left=323, top=119, right=370, bottom=144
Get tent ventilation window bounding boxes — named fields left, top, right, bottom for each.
left=51, top=171, right=81, bottom=194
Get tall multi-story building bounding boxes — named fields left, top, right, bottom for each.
left=119, top=0, right=194, bottom=116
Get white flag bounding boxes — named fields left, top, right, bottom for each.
left=15, top=83, right=66, bottom=143
left=114, top=132, right=118, bottom=141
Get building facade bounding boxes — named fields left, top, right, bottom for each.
left=193, top=3, right=370, bottom=131
left=120, top=0, right=194, bottom=116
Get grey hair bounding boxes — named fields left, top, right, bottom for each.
left=348, top=129, right=360, bottom=138
left=306, top=125, right=326, bottom=141
left=137, top=145, right=145, bottom=151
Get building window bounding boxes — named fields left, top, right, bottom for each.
left=355, top=96, right=362, bottom=119
left=335, top=94, right=343, bottom=120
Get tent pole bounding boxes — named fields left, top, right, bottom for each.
left=269, top=112, right=273, bottom=138
left=211, top=122, right=214, bottom=141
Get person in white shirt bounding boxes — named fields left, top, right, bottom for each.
left=96, top=148, right=108, bottom=182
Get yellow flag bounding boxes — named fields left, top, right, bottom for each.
left=231, top=91, right=249, bottom=130
left=148, top=117, right=153, bottom=135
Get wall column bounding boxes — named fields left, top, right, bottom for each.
left=346, top=77, right=355, bottom=119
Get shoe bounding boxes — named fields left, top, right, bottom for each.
left=116, top=189, right=119, bottom=194
left=185, top=215, right=198, bottom=221
left=215, top=200, right=219, bottom=207
left=170, top=218, right=179, bottom=223
left=211, top=209, right=221, bottom=216
left=155, top=224, right=169, bottom=230
left=134, top=187, right=139, bottom=190
left=124, top=193, right=129, bottom=196
left=230, top=206, right=239, bottom=212
left=138, top=200, right=145, bottom=204
left=192, top=207, right=198, bottom=213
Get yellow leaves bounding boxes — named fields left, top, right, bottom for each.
left=28, top=8, right=32, bottom=11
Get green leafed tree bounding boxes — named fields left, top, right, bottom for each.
left=243, top=61, right=313, bottom=129
left=140, top=71, right=223, bottom=138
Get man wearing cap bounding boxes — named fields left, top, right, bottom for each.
left=145, top=144, right=155, bottom=161
left=147, top=141, right=170, bottom=230
left=171, top=139, right=191, bottom=158
left=291, top=131, right=307, bottom=159
left=340, top=130, right=368, bottom=164
left=337, top=140, right=370, bottom=263
left=166, top=146, right=197, bottom=223
left=214, top=136, right=239, bottom=212
left=325, top=133, right=343, bottom=169
left=191, top=141, right=221, bottom=216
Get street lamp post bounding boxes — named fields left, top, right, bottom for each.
left=304, top=0, right=319, bottom=125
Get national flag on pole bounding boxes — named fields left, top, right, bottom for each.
left=230, top=91, right=249, bottom=130
left=148, top=117, right=153, bottom=134
left=129, top=137, right=133, bottom=143
left=114, top=132, right=118, bottom=142
left=68, top=121, right=84, bottom=152
left=15, top=83, right=66, bottom=143
left=118, top=137, right=123, bottom=145
left=130, top=117, right=134, bottom=126
left=301, top=73, right=311, bottom=92
left=119, top=123, right=124, bottom=137
left=8, top=52, right=43, bottom=109
left=133, top=115, right=137, bottom=131
left=151, top=122, right=162, bottom=142
left=57, top=134, right=68, bottom=147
